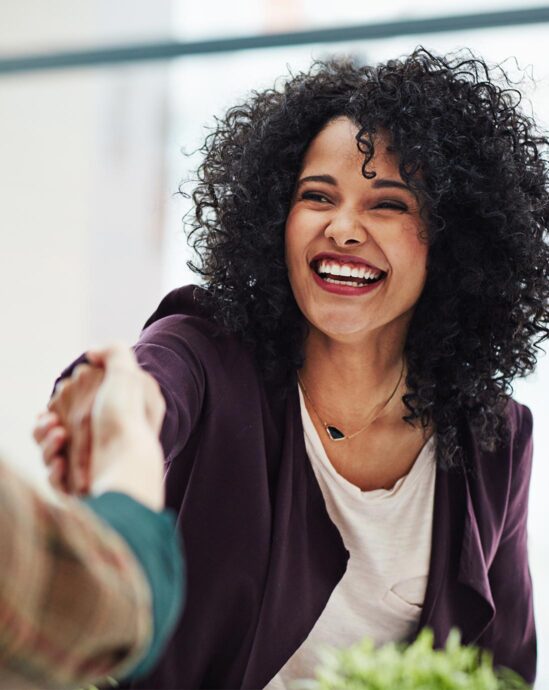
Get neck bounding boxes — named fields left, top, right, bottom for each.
left=300, top=328, right=407, bottom=426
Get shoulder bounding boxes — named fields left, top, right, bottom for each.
left=465, top=398, right=533, bottom=470
left=463, top=398, right=534, bottom=513
left=503, top=398, right=533, bottom=450
left=136, top=285, right=249, bottom=372
left=139, top=285, right=221, bottom=351
left=501, top=399, right=534, bottom=496
left=135, top=286, right=261, bottom=402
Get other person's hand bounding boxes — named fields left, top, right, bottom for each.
left=86, top=344, right=166, bottom=510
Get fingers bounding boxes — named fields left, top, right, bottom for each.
left=89, top=342, right=165, bottom=433
left=33, top=411, right=61, bottom=445
left=50, top=367, right=104, bottom=427
left=48, top=376, right=71, bottom=411
left=48, top=456, right=69, bottom=493
left=42, top=344, right=164, bottom=499
left=42, top=365, right=103, bottom=496
left=39, top=424, right=68, bottom=466
left=67, top=417, right=92, bottom=495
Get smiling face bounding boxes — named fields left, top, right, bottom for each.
left=285, top=117, right=429, bottom=346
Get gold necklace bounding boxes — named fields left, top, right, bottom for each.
left=297, top=359, right=405, bottom=442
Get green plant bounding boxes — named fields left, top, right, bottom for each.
left=296, top=629, right=530, bottom=690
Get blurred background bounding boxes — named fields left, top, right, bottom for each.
left=1, top=0, right=548, bottom=684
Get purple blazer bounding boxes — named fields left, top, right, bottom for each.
left=64, top=285, right=536, bottom=689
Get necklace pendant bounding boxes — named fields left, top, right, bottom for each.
left=325, top=425, right=346, bottom=441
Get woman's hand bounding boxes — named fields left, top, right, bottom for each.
left=33, top=365, right=104, bottom=494
left=33, top=409, right=70, bottom=491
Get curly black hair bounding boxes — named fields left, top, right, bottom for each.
left=187, top=47, right=549, bottom=469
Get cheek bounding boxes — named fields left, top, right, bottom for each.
left=391, top=233, right=429, bottom=288
left=410, top=238, right=429, bottom=273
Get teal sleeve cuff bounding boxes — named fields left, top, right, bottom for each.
left=82, top=492, right=185, bottom=679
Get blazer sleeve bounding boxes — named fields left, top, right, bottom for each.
left=484, top=403, right=536, bottom=684
left=53, top=314, right=207, bottom=468
left=0, top=461, right=152, bottom=690
left=134, top=314, right=207, bottom=466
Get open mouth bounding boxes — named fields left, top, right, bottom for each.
left=311, top=258, right=387, bottom=288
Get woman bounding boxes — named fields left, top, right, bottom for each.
left=40, top=48, right=548, bottom=688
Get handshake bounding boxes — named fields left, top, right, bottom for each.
left=33, top=344, right=166, bottom=511
left=0, top=345, right=183, bottom=690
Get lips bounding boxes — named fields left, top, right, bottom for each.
left=309, top=253, right=387, bottom=290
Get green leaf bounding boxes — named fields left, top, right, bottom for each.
left=295, top=628, right=531, bottom=690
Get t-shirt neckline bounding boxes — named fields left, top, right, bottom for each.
left=298, top=386, right=436, bottom=503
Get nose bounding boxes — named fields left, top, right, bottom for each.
left=324, top=209, right=369, bottom=247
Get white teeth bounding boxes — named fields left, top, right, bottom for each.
left=325, top=277, right=370, bottom=287
left=316, top=259, right=382, bottom=280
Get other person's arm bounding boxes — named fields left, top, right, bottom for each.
left=0, top=458, right=153, bottom=690
left=13, top=345, right=183, bottom=689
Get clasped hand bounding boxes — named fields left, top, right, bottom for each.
left=33, top=345, right=166, bottom=511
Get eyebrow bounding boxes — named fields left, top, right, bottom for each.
left=296, top=174, right=337, bottom=187
left=296, top=174, right=413, bottom=193
left=372, top=178, right=412, bottom=192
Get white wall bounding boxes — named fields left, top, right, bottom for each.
left=1, top=0, right=548, bottom=684
left=0, top=0, right=173, bottom=484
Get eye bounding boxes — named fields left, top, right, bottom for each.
left=300, top=191, right=331, bottom=204
left=374, top=200, right=408, bottom=212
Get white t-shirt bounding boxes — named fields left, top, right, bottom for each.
left=265, top=389, right=436, bottom=690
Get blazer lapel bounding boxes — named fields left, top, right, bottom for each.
left=418, top=427, right=495, bottom=647
left=455, top=471, right=495, bottom=642
left=240, top=388, right=348, bottom=689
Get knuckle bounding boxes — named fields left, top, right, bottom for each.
left=73, top=364, right=91, bottom=382
left=55, top=379, right=69, bottom=395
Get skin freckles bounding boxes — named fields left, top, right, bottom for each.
left=285, top=117, right=428, bottom=349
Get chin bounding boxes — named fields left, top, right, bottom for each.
left=311, top=310, right=377, bottom=340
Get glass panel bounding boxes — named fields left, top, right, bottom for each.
left=172, top=0, right=549, bottom=40
left=0, top=0, right=173, bottom=56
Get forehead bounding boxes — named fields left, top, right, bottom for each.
left=301, top=117, right=399, bottom=178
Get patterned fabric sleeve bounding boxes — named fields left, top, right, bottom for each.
left=0, top=460, right=152, bottom=690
